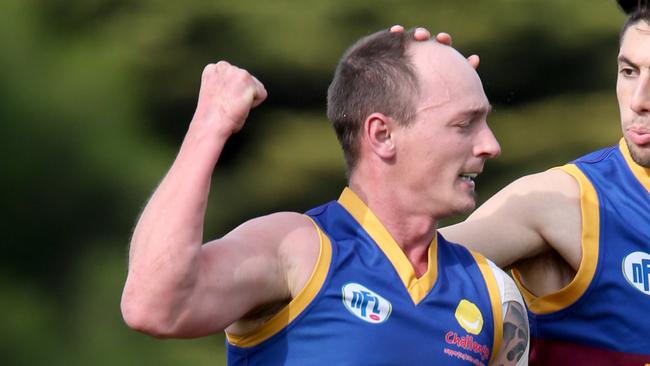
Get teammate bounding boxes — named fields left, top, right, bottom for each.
left=441, top=1, right=650, bottom=364
left=121, top=27, right=529, bottom=365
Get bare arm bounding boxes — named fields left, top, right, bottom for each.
left=489, top=263, right=529, bottom=366
left=120, top=62, right=318, bottom=338
left=441, top=169, right=582, bottom=269
left=492, top=301, right=529, bottom=366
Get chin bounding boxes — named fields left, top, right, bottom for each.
left=450, top=199, right=477, bottom=216
left=626, top=139, right=650, bottom=168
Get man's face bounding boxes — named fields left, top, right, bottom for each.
left=393, top=42, right=501, bottom=218
left=617, top=20, right=650, bottom=167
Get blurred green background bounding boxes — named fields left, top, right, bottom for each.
left=0, top=0, right=626, bottom=364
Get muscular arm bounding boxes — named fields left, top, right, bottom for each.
left=441, top=169, right=582, bottom=270
left=120, top=62, right=318, bottom=338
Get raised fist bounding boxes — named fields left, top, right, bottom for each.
left=192, top=61, right=267, bottom=138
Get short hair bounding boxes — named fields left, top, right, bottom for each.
left=326, top=29, right=420, bottom=176
left=618, top=0, right=650, bottom=42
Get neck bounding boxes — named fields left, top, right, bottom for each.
left=348, top=163, right=440, bottom=277
left=348, top=177, right=438, bottom=252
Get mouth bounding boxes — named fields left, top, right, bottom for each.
left=458, top=173, right=478, bottom=181
left=459, top=172, right=478, bottom=184
left=626, top=126, right=650, bottom=146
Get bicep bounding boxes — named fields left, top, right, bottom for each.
left=173, top=212, right=318, bottom=337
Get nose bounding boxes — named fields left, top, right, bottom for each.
left=631, top=72, right=650, bottom=114
left=475, top=123, right=501, bottom=159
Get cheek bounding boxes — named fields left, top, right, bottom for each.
left=616, top=82, right=626, bottom=105
left=616, top=77, right=636, bottom=106
left=616, top=87, right=630, bottom=117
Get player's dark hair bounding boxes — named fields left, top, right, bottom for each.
left=327, top=29, right=420, bottom=177
left=618, top=0, right=650, bottom=42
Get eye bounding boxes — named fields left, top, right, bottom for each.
left=453, top=120, right=472, bottom=131
left=619, top=67, right=637, bottom=77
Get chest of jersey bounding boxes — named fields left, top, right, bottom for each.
left=227, top=190, right=499, bottom=366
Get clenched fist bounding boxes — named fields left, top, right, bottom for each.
left=191, top=61, right=267, bottom=139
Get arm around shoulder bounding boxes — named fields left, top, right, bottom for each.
left=441, top=169, right=581, bottom=268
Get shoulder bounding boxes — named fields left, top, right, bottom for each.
left=261, top=212, right=324, bottom=299
left=251, top=212, right=321, bottom=260
left=220, top=211, right=322, bottom=297
left=222, top=212, right=323, bottom=328
left=231, top=211, right=316, bottom=235
left=484, top=259, right=521, bottom=307
left=223, top=211, right=320, bottom=254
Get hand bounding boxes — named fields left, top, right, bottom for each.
left=389, top=25, right=480, bottom=69
left=192, top=61, right=268, bottom=138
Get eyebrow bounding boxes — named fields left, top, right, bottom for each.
left=618, top=55, right=639, bottom=68
left=462, top=104, right=493, bottom=119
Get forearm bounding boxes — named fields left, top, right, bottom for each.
left=122, top=123, right=228, bottom=334
left=132, top=125, right=226, bottom=255
left=121, top=61, right=267, bottom=337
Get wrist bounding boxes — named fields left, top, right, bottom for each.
left=178, top=121, right=229, bottom=163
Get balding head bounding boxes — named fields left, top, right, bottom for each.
left=408, top=41, right=488, bottom=118
left=327, top=29, right=489, bottom=177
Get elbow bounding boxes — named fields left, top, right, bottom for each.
left=121, top=292, right=178, bottom=339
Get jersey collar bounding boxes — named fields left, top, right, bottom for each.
left=338, top=187, right=438, bottom=305
left=619, top=138, right=650, bottom=193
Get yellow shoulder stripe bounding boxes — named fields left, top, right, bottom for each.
left=470, top=251, right=503, bottom=364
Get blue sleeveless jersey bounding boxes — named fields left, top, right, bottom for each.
left=514, top=139, right=650, bottom=365
left=226, top=188, right=503, bottom=366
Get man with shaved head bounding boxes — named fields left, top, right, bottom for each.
left=121, top=27, right=528, bottom=365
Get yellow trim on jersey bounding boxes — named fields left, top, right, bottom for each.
left=470, top=251, right=503, bottom=365
left=619, top=138, right=650, bottom=193
left=226, top=218, right=332, bottom=347
left=512, top=164, right=600, bottom=314
left=338, top=187, right=438, bottom=305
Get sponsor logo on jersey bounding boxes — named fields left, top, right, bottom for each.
left=445, top=331, right=490, bottom=362
left=341, top=283, right=391, bottom=324
left=455, top=299, right=484, bottom=335
left=622, top=251, right=650, bottom=295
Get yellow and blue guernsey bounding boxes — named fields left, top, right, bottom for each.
left=514, top=139, right=650, bottom=365
left=226, top=188, right=502, bottom=366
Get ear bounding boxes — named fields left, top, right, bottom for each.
left=363, top=112, right=396, bottom=160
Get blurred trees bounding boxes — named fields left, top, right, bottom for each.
left=0, top=0, right=624, bottom=364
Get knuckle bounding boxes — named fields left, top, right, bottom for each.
left=202, top=63, right=216, bottom=78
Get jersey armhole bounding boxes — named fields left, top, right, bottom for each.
left=226, top=217, right=333, bottom=347
left=511, top=164, right=600, bottom=315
